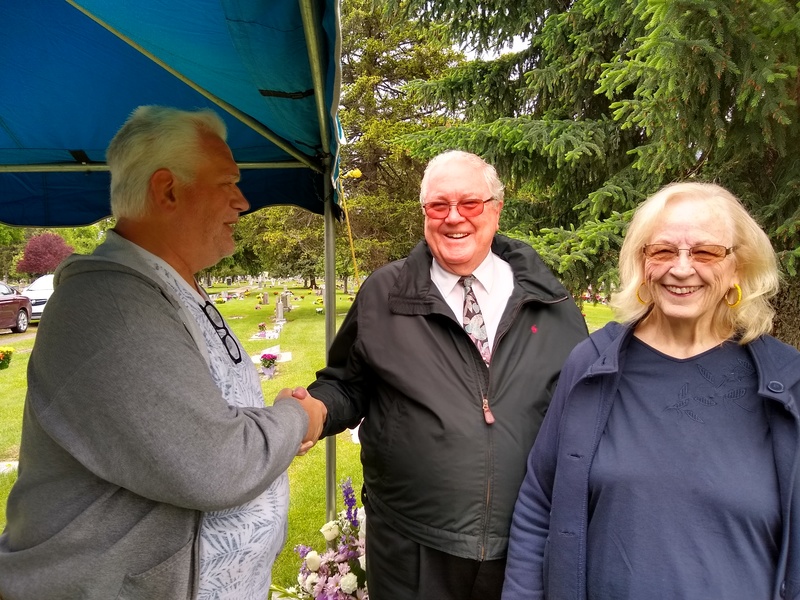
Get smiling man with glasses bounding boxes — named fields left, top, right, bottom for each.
left=0, top=106, right=327, bottom=600
left=301, top=150, right=588, bottom=600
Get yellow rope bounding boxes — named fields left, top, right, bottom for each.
left=340, top=169, right=362, bottom=290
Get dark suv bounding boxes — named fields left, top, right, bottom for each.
left=0, top=281, right=32, bottom=333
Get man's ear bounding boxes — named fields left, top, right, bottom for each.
left=493, top=200, right=504, bottom=232
left=149, top=168, right=179, bottom=213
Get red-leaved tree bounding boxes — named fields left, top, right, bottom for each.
left=16, top=232, right=74, bottom=277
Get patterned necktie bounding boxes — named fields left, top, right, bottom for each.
left=460, top=275, right=491, bottom=365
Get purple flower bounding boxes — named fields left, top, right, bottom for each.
left=341, top=477, right=359, bottom=529
left=279, top=478, right=369, bottom=599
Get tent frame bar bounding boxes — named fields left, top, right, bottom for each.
left=0, top=161, right=310, bottom=173
left=66, top=0, right=323, bottom=174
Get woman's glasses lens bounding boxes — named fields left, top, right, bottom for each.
left=642, top=244, right=732, bottom=263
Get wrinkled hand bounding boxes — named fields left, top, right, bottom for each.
left=288, top=386, right=327, bottom=455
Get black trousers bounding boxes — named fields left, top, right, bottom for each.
left=364, top=500, right=507, bottom=600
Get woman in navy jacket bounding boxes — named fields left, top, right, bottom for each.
left=503, top=182, right=800, bottom=600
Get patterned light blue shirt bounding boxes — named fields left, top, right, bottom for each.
left=138, top=250, right=289, bottom=600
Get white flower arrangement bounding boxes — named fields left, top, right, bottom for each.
left=271, top=478, right=368, bottom=600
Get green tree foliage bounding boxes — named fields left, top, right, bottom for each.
left=237, top=206, right=325, bottom=284
left=395, top=0, right=800, bottom=345
left=0, top=225, right=26, bottom=281
left=236, top=0, right=461, bottom=283
left=336, top=0, right=467, bottom=279
left=59, top=221, right=112, bottom=255
left=340, top=0, right=462, bottom=195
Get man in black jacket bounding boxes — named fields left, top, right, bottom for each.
left=306, top=151, right=588, bottom=600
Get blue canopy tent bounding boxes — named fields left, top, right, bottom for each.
left=0, top=0, right=343, bottom=517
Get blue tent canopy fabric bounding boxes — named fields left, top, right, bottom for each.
left=0, top=0, right=342, bottom=226
left=1, top=0, right=344, bottom=520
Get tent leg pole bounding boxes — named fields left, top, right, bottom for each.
left=324, top=187, right=337, bottom=523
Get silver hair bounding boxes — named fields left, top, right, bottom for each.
left=419, top=150, right=505, bottom=205
left=106, top=106, right=227, bottom=219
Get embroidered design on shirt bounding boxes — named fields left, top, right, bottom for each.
left=663, top=358, right=756, bottom=424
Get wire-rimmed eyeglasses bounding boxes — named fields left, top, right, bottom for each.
left=642, top=244, right=736, bottom=264
left=422, top=197, right=494, bottom=219
left=200, top=301, right=243, bottom=364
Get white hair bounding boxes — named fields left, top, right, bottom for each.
left=419, top=150, right=504, bottom=204
left=106, top=106, right=227, bottom=219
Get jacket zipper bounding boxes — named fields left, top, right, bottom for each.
left=481, top=293, right=567, bottom=423
left=479, top=363, right=492, bottom=560
left=477, top=294, right=563, bottom=557
left=482, top=397, right=495, bottom=424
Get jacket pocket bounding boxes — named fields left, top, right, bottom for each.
left=115, top=538, right=194, bottom=600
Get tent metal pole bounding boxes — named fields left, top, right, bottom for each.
left=65, top=0, right=322, bottom=173
left=300, top=0, right=339, bottom=522
left=323, top=165, right=337, bottom=523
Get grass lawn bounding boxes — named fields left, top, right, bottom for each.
left=0, top=283, right=613, bottom=588
left=582, top=301, right=614, bottom=333
left=0, top=335, right=35, bottom=461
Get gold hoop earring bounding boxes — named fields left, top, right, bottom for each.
left=726, top=283, right=742, bottom=308
left=636, top=282, right=649, bottom=305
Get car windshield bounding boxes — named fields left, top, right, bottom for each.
left=27, top=276, right=53, bottom=291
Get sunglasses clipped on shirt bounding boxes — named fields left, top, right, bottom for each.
left=422, top=197, right=494, bottom=219
left=642, top=244, right=736, bottom=264
left=200, top=301, right=243, bottom=364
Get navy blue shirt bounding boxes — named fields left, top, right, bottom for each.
left=587, top=338, right=780, bottom=600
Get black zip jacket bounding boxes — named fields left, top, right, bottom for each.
left=310, top=235, right=588, bottom=561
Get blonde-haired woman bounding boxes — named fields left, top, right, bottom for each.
left=502, top=182, right=800, bottom=600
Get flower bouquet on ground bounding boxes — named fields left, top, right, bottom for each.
left=271, top=478, right=368, bottom=600
left=260, top=353, right=278, bottom=369
left=0, top=347, right=14, bottom=370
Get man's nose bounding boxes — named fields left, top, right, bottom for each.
left=234, top=185, right=250, bottom=211
left=443, top=203, right=465, bottom=222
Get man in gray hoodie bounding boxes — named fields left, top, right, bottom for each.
left=0, top=106, right=327, bottom=600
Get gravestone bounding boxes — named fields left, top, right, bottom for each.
left=276, top=300, right=284, bottom=322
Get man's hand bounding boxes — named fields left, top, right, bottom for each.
left=285, top=386, right=327, bottom=455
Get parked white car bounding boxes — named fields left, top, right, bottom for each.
left=24, top=274, right=55, bottom=321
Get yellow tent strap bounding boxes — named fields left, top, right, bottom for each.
left=340, top=168, right=362, bottom=290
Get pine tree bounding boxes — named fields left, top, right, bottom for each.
left=395, top=0, right=800, bottom=347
